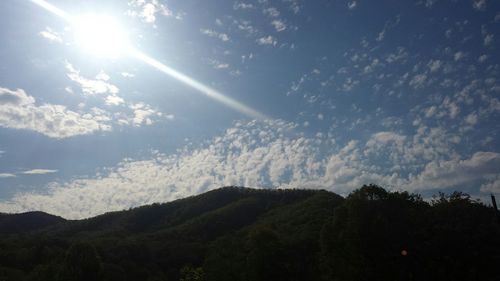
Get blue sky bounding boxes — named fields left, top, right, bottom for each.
left=0, top=0, right=499, bottom=218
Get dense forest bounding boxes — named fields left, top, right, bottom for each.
left=0, top=185, right=499, bottom=281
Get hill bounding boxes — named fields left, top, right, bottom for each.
left=0, top=211, right=65, bottom=234
left=0, top=185, right=499, bottom=281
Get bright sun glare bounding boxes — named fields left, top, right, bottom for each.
left=73, top=14, right=131, bottom=58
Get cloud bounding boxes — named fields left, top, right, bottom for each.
left=257, top=35, right=277, bottom=46
left=480, top=176, right=500, bottom=193
left=409, top=74, right=427, bottom=89
left=454, top=51, right=465, bottom=61
left=472, top=0, right=486, bottom=11
left=129, top=103, right=163, bottom=126
left=0, top=87, right=112, bottom=138
left=207, top=59, right=230, bottom=70
left=39, top=27, right=63, bottom=43
left=1, top=119, right=496, bottom=219
left=233, top=2, right=255, bottom=10
left=0, top=173, right=16, bottom=178
left=263, top=7, right=280, bottom=17
left=234, top=20, right=258, bottom=36
left=348, top=1, right=357, bottom=10
left=271, top=20, right=287, bottom=32
left=408, top=152, right=500, bottom=190
left=483, top=34, right=494, bottom=46
left=126, top=0, right=179, bottom=23
left=22, top=169, right=58, bottom=175
left=200, top=29, right=230, bottom=42
left=121, top=72, right=135, bottom=78
left=428, top=60, right=442, bottom=72
left=66, top=63, right=119, bottom=96
left=105, top=95, right=125, bottom=106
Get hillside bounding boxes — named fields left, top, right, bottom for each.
left=0, top=186, right=499, bottom=281
left=0, top=211, right=65, bottom=234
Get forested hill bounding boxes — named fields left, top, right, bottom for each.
left=0, top=186, right=499, bottom=281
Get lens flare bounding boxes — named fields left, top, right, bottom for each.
left=73, top=14, right=131, bottom=58
left=30, top=0, right=268, bottom=120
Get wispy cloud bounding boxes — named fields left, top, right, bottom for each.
left=39, top=27, right=62, bottom=43
left=22, top=169, right=58, bottom=175
left=0, top=173, right=16, bottom=178
left=472, top=0, right=486, bottom=11
left=233, top=2, right=255, bottom=10
left=200, top=28, right=230, bottom=42
left=348, top=1, right=357, bottom=10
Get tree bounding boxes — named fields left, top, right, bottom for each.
left=58, top=242, right=102, bottom=281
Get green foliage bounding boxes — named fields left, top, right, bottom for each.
left=0, top=186, right=499, bottom=281
left=180, top=266, right=205, bottom=281
left=57, top=242, right=102, bottom=281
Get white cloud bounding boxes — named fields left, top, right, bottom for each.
left=235, top=20, right=258, bottom=36
left=0, top=173, right=16, bottom=178
left=271, top=20, right=287, bottom=32
left=480, top=176, right=500, bottom=193
left=263, top=7, right=280, bottom=17
left=408, top=152, right=500, bottom=190
left=257, top=35, right=277, bottom=46
left=454, top=51, right=465, bottom=61
left=129, top=103, right=162, bottom=126
left=1, top=119, right=495, bottom=218
left=428, top=60, right=442, bottom=72
left=105, top=95, right=125, bottom=106
left=22, top=169, right=58, bottom=175
left=0, top=87, right=112, bottom=138
left=472, top=0, right=486, bottom=11
left=200, top=29, right=230, bottom=42
left=66, top=63, right=120, bottom=96
left=409, top=74, right=427, bottom=89
left=39, top=27, right=63, bottom=43
left=483, top=34, right=494, bottom=46
left=233, top=2, right=254, bottom=10
left=465, top=112, right=478, bottom=126
left=121, top=72, right=135, bottom=78
left=348, top=1, right=357, bottom=10
left=126, top=0, right=178, bottom=23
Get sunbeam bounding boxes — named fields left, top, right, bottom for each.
left=131, top=51, right=268, bottom=120
left=30, top=0, right=267, bottom=120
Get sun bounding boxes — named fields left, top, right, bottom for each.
left=73, top=14, right=131, bottom=58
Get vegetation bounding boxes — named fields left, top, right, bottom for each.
left=0, top=185, right=499, bottom=281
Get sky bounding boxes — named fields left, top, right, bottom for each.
left=0, top=0, right=499, bottom=219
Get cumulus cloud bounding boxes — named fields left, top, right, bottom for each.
left=126, top=0, right=180, bottom=23
left=263, top=7, right=280, bottom=17
left=408, top=152, right=500, bottom=190
left=257, top=35, right=277, bottom=46
left=66, top=63, right=119, bottom=96
left=129, top=103, right=163, bottom=126
left=1, top=119, right=496, bottom=218
left=480, top=176, right=500, bottom=193
left=0, top=87, right=112, bottom=138
left=271, top=20, right=287, bottom=32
